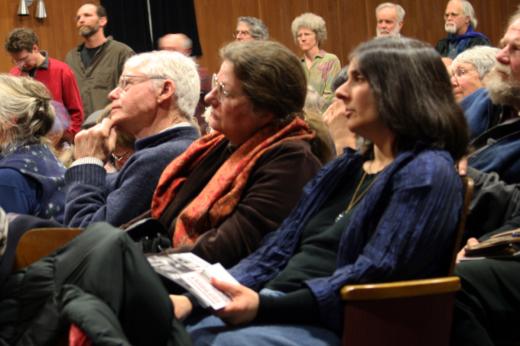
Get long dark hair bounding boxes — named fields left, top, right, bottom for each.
left=351, top=37, right=469, bottom=160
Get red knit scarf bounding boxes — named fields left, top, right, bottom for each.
left=151, top=117, right=315, bottom=247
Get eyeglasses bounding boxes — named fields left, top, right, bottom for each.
left=452, top=66, right=477, bottom=79
left=111, top=151, right=131, bottom=163
left=117, top=74, right=165, bottom=92
left=233, top=30, right=251, bottom=39
left=211, top=74, right=231, bottom=100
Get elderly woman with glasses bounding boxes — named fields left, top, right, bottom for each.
left=450, top=45, right=499, bottom=138
left=0, top=75, right=65, bottom=221
left=291, top=12, right=341, bottom=109
left=149, top=40, right=322, bottom=268
left=451, top=45, right=499, bottom=102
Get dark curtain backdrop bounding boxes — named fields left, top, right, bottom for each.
left=101, top=0, right=153, bottom=52
left=101, top=0, right=201, bottom=55
left=149, top=0, right=202, bottom=56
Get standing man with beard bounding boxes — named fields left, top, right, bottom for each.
left=435, top=0, right=490, bottom=59
left=460, top=12, right=520, bottom=184
left=66, top=3, right=134, bottom=117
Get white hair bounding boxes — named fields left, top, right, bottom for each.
left=124, top=51, right=200, bottom=119
left=375, top=2, right=406, bottom=22
left=291, top=12, right=328, bottom=46
left=237, top=17, right=269, bottom=40
left=453, top=0, right=478, bottom=28
left=452, top=46, right=499, bottom=79
left=0, top=74, right=55, bottom=151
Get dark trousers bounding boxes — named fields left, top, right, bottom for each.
left=451, top=257, right=520, bottom=346
left=1, top=223, right=190, bottom=345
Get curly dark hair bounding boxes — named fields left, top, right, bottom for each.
left=5, top=28, right=38, bottom=53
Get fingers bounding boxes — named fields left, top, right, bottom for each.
left=322, top=100, right=341, bottom=125
left=107, top=126, right=118, bottom=154
left=466, top=237, right=479, bottom=247
left=73, top=118, right=116, bottom=161
left=211, top=278, right=242, bottom=296
left=169, top=295, right=193, bottom=321
left=457, top=157, right=468, bottom=176
left=456, top=237, right=479, bottom=263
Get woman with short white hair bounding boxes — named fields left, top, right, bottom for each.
left=451, top=45, right=499, bottom=102
left=291, top=12, right=341, bottom=109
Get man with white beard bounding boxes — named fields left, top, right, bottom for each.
left=451, top=11, right=520, bottom=346
left=435, top=0, right=490, bottom=59
left=375, top=3, right=405, bottom=37
left=461, top=12, right=520, bottom=185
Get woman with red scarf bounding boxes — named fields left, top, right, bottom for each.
left=149, top=40, right=322, bottom=268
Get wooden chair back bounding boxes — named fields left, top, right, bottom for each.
left=13, top=227, right=82, bottom=271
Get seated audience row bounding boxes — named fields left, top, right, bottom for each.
left=0, top=37, right=469, bottom=345
left=0, top=3, right=516, bottom=343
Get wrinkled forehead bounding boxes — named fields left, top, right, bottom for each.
left=377, top=7, right=398, bottom=20
left=77, top=4, right=98, bottom=16
left=501, top=20, right=520, bottom=46
left=236, top=22, right=251, bottom=31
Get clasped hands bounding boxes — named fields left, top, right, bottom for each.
left=73, top=117, right=117, bottom=163
left=170, top=278, right=260, bottom=325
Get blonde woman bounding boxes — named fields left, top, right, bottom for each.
left=0, top=75, right=65, bottom=221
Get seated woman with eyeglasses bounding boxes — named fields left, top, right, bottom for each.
left=146, top=40, right=322, bottom=268
left=171, top=37, right=470, bottom=346
left=0, top=75, right=65, bottom=221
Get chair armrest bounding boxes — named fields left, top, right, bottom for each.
left=14, top=227, right=82, bottom=270
left=340, top=276, right=460, bottom=301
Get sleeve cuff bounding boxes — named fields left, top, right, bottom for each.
left=70, top=157, right=104, bottom=168
left=66, top=161, right=107, bottom=186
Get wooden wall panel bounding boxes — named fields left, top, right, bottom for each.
left=194, top=0, right=518, bottom=75
left=0, top=0, right=98, bottom=72
left=0, top=1, right=517, bottom=79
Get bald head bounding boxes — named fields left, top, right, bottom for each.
left=158, top=33, right=192, bottom=56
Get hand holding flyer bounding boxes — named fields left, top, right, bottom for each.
left=147, top=252, right=238, bottom=310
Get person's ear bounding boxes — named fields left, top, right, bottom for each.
left=99, top=16, right=108, bottom=27
left=157, top=80, right=176, bottom=104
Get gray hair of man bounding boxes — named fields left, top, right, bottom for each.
left=237, top=16, right=269, bottom=40
left=458, top=0, right=478, bottom=28
left=291, top=12, right=328, bottom=47
left=508, top=5, right=520, bottom=26
left=0, top=74, right=55, bottom=152
left=375, top=2, right=406, bottom=22
left=123, top=51, right=200, bottom=119
left=452, top=45, right=499, bottom=79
